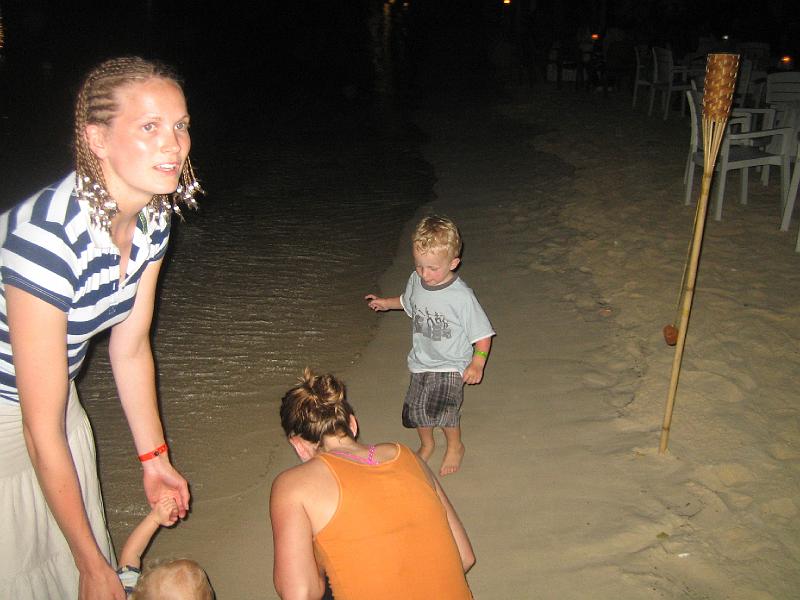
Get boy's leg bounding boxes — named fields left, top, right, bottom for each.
left=416, top=427, right=435, bottom=461
left=440, top=426, right=465, bottom=476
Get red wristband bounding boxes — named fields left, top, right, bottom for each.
left=138, top=443, right=168, bottom=462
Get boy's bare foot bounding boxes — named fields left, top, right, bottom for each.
left=417, top=444, right=435, bottom=462
left=439, top=443, right=465, bottom=476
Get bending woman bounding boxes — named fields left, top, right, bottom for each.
left=270, top=369, right=476, bottom=600
left=0, top=57, right=200, bottom=599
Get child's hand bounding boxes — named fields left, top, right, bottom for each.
left=462, top=361, right=485, bottom=385
left=365, top=294, right=388, bottom=312
left=151, top=496, right=180, bottom=527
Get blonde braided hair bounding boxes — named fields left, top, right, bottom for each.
left=74, top=56, right=201, bottom=231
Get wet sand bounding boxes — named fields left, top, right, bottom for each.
left=131, top=82, right=800, bottom=598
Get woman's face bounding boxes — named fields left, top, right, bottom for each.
left=88, top=77, right=191, bottom=209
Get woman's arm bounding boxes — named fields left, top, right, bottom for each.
left=433, top=477, right=476, bottom=572
left=414, top=455, right=476, bottom=572
left=108, top=259, right=190, bottom=516
left=270, top=471, right=326, bottom=600
left=6, top=286, right=125, bottom=600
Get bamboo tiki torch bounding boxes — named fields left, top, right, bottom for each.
left=659, top=53, right=739, bottom=455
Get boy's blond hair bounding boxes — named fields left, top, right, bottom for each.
left=131, top=558, right=214, bottom=599
left=412, top=215, right=462, bottom=259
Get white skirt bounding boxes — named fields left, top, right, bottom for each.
left=0, top=383, right=115, bottom=599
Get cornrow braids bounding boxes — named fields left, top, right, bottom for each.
left=280, top=368, right=356, bottom=443
left=73, top=56, right=201, bottom=231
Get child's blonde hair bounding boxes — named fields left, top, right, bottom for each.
left=130, top=558, right=214, bottom=600
left=412, top=215, right=462, bottom=259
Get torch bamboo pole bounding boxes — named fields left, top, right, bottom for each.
left=659, top=54, right=739, bottom=454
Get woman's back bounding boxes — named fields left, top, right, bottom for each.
left=313, top=444, right=472, bottom=600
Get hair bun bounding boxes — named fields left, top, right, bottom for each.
left=281, top=369, right=355, bottom=442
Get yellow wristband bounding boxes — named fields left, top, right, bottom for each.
left=473, top=350, right=488, bottom=359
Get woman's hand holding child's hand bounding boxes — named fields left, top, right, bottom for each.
left=152, top=496, right=180, bottom=527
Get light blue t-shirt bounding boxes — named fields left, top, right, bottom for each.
left=400, top=272, right=494, bottom=374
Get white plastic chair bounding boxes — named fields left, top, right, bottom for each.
left=684, top=90, right=792, bottom=221
left=766, top=72, right=800, bottom=106
left=733, top=59, right=753, bottom=107
left=632, top=45, right=652, bottom=108
left=779, top=135, right=800, bottom=253
left=761, top=73, right=800, bottom=179
left=649, top=47, right=691, bottom=120
left=781, top=144, right=800, bottom=252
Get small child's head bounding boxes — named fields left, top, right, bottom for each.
left=412, top=214, right=462, bottom=260
left=131, top=558, right=214, bottom=600
left=412, top=215, right=462, bottom=287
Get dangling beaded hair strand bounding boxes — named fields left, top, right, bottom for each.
left=74, top=56, right=202, bottom=232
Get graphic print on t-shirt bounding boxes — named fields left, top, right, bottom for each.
left=412, top=304, right=452, bottom=342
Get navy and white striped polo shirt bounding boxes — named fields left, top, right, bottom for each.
left=0, top=172, right=171, bottom=402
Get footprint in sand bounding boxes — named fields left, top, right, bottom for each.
left=679, top=370, right=746, bottom=403
left=760, top=498, right=798, bottom=519
left=720, top=490, right=754, bottom=510
left=717, top=526, right=779, bottom=560
left=713, top=463, right=756, bottom=487
left=766, top=442, right=800, bottom=460
left=582, top=370, right=620, bottom=389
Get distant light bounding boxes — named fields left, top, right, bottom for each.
left=591, top=33, right=600, bottom=41
left=503, top=0, right=511, bottom=5
left=781, top=55, right=792, bottom=63
left=780, top=55, right=794, bottom=69
left=721, top=34, right=729, bottom=41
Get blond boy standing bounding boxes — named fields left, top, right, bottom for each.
left=366, top=215, right=494, bottom=476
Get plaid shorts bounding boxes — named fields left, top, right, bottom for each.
left=402, top=371, right=464, bottom=428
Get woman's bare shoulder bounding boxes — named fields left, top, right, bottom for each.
left=271, top=458, right=333, bottom=499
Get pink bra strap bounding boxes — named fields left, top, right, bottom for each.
left=328, top=445, right=379, bottom=465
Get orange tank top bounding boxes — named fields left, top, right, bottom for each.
left=314, top=444, right=472, bottom=600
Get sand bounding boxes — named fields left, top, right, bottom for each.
left=132, top=83, right=800, bottom=598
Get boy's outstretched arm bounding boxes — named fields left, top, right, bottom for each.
left=118, top=496, right=179, bottom=569
left=364, top=294, right=402, bottom=312
left=462, top=336, right=492, bottom=385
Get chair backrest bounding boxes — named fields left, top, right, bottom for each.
left=686, top=90, right=703, bottom=151
left=634, top=45, right=650, bottom=79
left=736, top=42, right=770, bottom=70
left=652, top=47, right=675, bottom=84
left=733, top=58, right=752, bottom=106
left=766, top=72, right=800, bottom=105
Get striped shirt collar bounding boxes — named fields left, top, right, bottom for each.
left=66, top=172, right=150, bottom=250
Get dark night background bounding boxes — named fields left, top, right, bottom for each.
left=0, top=0, right=798, bottom=205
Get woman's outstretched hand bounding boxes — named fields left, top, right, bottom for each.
left=142, top=459, right=190, bottom=518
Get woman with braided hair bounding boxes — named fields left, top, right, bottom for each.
left=0, top=56, right=200, bottom=599
left=270, top=369, right=475, bottom=599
